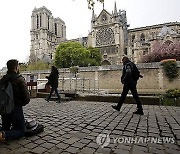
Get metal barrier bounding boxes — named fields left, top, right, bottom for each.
left=37, top=77, right=101, bottom=94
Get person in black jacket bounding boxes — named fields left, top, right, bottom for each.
left=0, top=59, right=30, bottom=142
left=112, top=56, right=144, bottom=115
left=46, top=66, right=61, bottom=103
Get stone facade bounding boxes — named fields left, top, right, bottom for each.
left=30, top=6, right=66, bottom=63
left=30, top=4, right=180, bottom=65
left=87, top=3, right=180, bottom=64
left=128, top=23, right=180, bottom=63
left=87, top=2, right=128, bottom=65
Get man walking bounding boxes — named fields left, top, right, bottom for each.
left=0, top=59, right=30, bottom=141
left=112, top=56, right=144, bottom=115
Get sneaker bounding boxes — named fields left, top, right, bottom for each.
left=133, top=110, right=144, bottom=115
left=0, top=132, right=5, bottom=142
left=112, top=105, right=120, bottom=111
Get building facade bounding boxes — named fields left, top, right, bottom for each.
left=128, top=23, right=180, bottom=63
left=87, top=3, right=128, bottom=65
left=30, top=5, right=180, bottom=64
left=87, top=3, right=180, bottom=64
left=30, top=6, right=66, bottom=63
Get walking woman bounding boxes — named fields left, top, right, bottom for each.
left=46, top=66, right=61, bottom=103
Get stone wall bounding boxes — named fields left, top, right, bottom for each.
left=18, top=61, right=180, bottom=95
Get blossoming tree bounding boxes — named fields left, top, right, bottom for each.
left=142, top=40, right=180, bottom=63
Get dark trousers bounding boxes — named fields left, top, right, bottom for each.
left=47, top=87, right=61, bottom=102
left=117, top=81, right=143, bottom=111
left=1, top=106, right=25, bottom=140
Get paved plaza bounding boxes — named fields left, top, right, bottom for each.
left=0, top=98, right=180, bottom=154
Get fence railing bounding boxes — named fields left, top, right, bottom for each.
left=37, top=77, right=103, bottom=95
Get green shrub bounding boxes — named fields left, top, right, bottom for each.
left=161, top=60, right=179, bottom=81
left=165, top=89, right=180, bottom=98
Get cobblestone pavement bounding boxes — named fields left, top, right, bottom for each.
left=0, top=98, right=180, bottom=154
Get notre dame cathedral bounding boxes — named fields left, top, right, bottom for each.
left=30, top=6, right=66, bottom=63
left=30, top=3, right=180, bottom=64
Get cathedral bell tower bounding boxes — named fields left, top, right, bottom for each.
left=30, top=6, right=66, bottom=63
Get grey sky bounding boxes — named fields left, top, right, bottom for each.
left=0, top=0, right=179, bottom=69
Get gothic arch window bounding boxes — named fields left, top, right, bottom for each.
left=124, top=48, right=127, bottom=55
left=151, top=32, right=155, bottom=39
left=48, top=16, right=50, bottom=30
left=143, top=48, right=148, bottom=55
left=62, top=25, right=64, bottom=37
left=36, top=15, right=39, bottom=29
left=55, top=23, right=57, bottom=35
left=131, top=35, right=135, bottom=43
left=40, top=14, right=42, bottom=27
left=140, top=33, right=145, bottom=42
left=132, top=49, right=134, bottom=55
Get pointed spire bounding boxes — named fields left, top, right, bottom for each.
left=114, top=1, right=118, bottom=17
left=92, top=9, right=95, bottom=22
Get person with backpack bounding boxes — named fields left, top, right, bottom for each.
left=112, top=56, right=144, bottom=115
left=45, top=66, right=61, bottom=103
left=0, top=59, right=30, bottom=142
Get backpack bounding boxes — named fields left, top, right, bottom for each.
left=0, top=74, right=20, bottom=115
left=127, top=62, right=142, bottom=81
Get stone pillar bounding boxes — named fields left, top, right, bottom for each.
left=158, top=67, right=164, bottom=90
left=49, top=17, right=53, bottom=32
left=119, top=27, right=124, bottom=55
left=94, top=71, right=99, bottom=93
left=42, top=13, right=46, bottom=29
left=114, top=24, right=120, bottom=44
left=31, top=14, right=36, bottom=30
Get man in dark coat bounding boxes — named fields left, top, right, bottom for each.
left=112, top=56, right=144, bottom=115
left=0, top=59, right=30, bottom=142
left=46, top=66, right=61, bottom=103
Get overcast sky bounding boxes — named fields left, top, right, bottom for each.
left=0, top=0, right=179, bottom=69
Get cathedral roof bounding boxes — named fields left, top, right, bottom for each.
left=97, top=9, right=112, bottom=19
left=157, top=25, right=177, bottom=37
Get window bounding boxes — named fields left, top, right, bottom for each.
left=40, top=14, right=42, bottom=27
left=48, top=16, right=50, bottom=30
left=36, top=15, right=39, bottom=29
left=143, top=48, right=148, bottom=55
left=55, top=23, right=57, bottom=35
left=131, top=35, right=135, bottom=43
left=62, top=25, right=63, bottom=37
left=140, top=33, right=145, bottom=42
left=132, top=49, right=134, bottom=54
left=124, top=48, right=127, bottom=55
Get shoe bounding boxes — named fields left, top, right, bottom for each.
left=112, top=105, right=120, bottom=111
left=45, top=98, right=49, bottom=102
left=133, top=110, right=144, bottom=115
left=0, top=132, right=5, bottom=142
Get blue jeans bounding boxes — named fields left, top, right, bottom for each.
left=47, top=87, right=61, bottom=102
left=1, top=106, right=25, bottom=140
